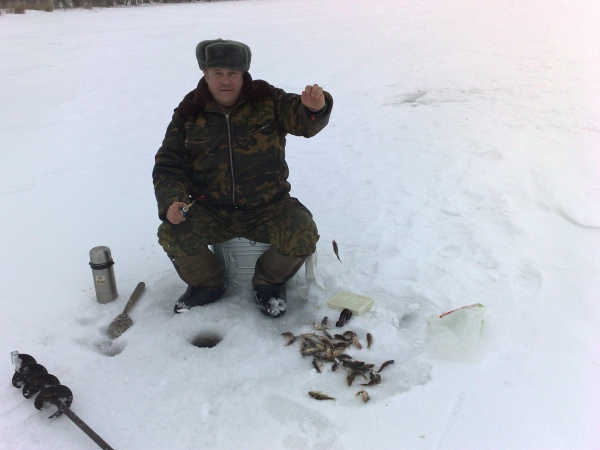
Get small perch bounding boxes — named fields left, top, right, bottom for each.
left=332, top=239, right=341, bottom=263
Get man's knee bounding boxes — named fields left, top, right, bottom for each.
left=274, top=198, right=319, bottom=256
left=157, top=221, right=195, bottom=259
left=281, top=222, right=319, bottom=256
left=171, top=249, right=225, bottom=288
left=253, top=247, right=307, bottom=286
left=157, top=209, right=231, bottom=258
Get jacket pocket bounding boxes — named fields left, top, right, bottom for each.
left=248, top=121, right=275, bottom=136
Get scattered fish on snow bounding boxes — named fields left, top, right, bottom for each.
left=282, top=318, right=394, bottom=402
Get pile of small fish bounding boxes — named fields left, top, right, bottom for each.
left=282, top=309, right=394, bottom=403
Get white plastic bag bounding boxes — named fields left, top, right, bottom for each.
left=427, top=303, right=486, bottom=362
left=305, top=251, right=325, bottom=291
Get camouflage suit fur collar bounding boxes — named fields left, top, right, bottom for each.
left=176, top=72, right=272, bottom=119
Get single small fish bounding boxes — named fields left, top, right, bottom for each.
left=355, top=389, right=370, bottom=403
left=376, top=360, right=395, bottom=373
left=336, top=308, right=353, bottom=327
left=332, top=239, right=341, bottom=262
left=346, top=369, right=367, bottom=386
left=299, top=332, right=321, bottom=340
left=332, top=348, right=350, bottom=359
left=341, top=308, right=352, bottom=321
left=313, top=322, right=327, bottom=331
left=281, top=332, right=296, bottom=346
left=301, top=347, right=322, bottom=356
left=316, top=334, right=334, bottom=347
left=346, top=371, right=357, bottom=387
left=299, top=339, right=314, bottom=353
left=341, top=331, right=361, bottom=349
left=333, top=341, right=350, bottom=349
left=342, top=331, right=357, bottom=340
left=366, top=333, right=374, bottom=349
left=322, top=316, right=328, bottom=326
left=308, top=391, right=336, bottom=401
left=342, top=364, right=372, bottom=379
left=332, top=361, right=340, bottom=372
left=312, top=357, right=323, bottom=373
left=341, top=359, right=366, bottom=369
left=361, top=372, right=381, bottom=387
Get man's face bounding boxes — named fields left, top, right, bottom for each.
left=204, top=67, right=244, bottom=109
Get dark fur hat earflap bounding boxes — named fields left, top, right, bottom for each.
left=196, top=39, right=251, bottom=72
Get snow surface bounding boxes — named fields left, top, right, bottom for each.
left=1, top=0, right=599, bottom=448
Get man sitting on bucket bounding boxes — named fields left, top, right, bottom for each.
left=153, top=39, right=333, bottom=317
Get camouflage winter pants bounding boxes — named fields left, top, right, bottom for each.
left=157, top=196, right=319, bottom=288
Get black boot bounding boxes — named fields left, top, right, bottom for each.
left=174, top=284, right=226, bottom=313
left=253, top=284, right=287, bottom=318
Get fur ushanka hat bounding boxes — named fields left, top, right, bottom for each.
left=196, top=39, right=252, bottom=72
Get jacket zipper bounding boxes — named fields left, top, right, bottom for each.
left=205, top=101, right=246, bottom=208
left=225, top=113, right=236, bottom=207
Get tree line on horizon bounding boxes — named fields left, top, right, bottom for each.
left=1, top=0, right=229, bottom=13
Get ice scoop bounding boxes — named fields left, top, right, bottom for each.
left=107, top=282, right=145, bottom=339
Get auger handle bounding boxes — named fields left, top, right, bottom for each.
left=58, top=405, right=115, bottom=450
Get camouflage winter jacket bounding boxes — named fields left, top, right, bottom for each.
left=153, top=73, right=333, bottom=220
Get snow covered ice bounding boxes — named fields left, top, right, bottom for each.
left=1, top=0, right=599, bottom=448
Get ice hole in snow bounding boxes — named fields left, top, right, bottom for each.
left=191, top=333, right=222, bottom=348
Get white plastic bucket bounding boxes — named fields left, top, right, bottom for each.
left=211, top=238, right=270, bottom=285
left=427, top=303, right=486, bottom=362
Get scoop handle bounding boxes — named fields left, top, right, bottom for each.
left=122, top=282, right=145, bottom=314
